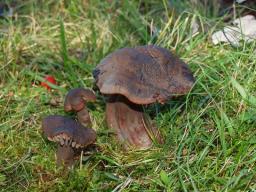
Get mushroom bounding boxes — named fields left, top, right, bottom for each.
left=64, top=88, right=96, bottom=127
left=42, top=115, right=96, bottom=167
left=93, top=45, right=195, bottom=149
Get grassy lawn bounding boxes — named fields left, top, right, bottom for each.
left=0, top=0, right=256, bottom=191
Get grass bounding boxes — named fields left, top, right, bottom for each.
left=0, top=0, right=256, bottom=191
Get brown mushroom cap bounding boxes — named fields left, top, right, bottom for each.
left=42, top=115, right=96, bottom=148
left=64, top=88, right=96, bottom=112
left=93, top=45, right=195, bottom=105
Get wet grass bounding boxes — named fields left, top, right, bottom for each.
left=0, top=0, right=256, bottom=191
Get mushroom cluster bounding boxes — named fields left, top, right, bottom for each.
left=93, top=45, right=195, bottom=149
left=42, top=45, right=195, bottom=167
left=42, top=88, right=97, bottom=167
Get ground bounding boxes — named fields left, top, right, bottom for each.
left=0, top=0, right=256, bottom=191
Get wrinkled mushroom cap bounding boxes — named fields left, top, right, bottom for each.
left=42, top=115, right=96, bottom=148
left=93, top=45, right=195, bottom=104
left=64, top=88, right=96, bottom=112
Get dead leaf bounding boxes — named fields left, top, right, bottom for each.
left=212, top=15, right=256, bottom=46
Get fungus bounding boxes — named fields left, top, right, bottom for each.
left=93, top=45, right=195, bottom=149
left=42, top=115, right=96, bottom=167
left=64, top=88, right=96, bottom=127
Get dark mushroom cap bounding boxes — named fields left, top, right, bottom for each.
left=42, top=115, right=96, bottom=148
left=64, top=88, right=96, bottom=112
left=93, top=45, right=195, bottom=104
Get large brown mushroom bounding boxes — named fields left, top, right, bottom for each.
left=64, top=88, right=96, bottom=127
left=42, top=115, right=96, bottom=167
left=93, top=45, right=195, bottom=149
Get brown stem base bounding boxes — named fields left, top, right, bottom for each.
left=56, top=145, right=75, bottom=167
left=106, top=95, right=163, bottom=149
left=77, top=108, right=92, bottom=127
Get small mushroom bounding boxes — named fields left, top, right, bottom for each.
left=93, top=45, right=195, bottom=149
left=64, top=88, right=96, bottom=127
left=42, top=115, right=96, bottom=167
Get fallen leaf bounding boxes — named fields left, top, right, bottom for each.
left=0, top=3, right=14, bottom=17
left=212, top=15, right=256, bottom=46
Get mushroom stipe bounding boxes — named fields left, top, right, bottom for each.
left=106, top=95, right=163, bottom=149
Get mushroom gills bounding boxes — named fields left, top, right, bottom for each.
left=65, top=138, right=69, bottom=146
left=47, top=137, right=53, bottom=141
left=106, top=95, right=162, bottom=149
left=60, top=137, right=65, bottom=145
left=72, top=141, right=76, bottom=147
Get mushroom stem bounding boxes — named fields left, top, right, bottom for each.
left=77, top=108, right=92, bottom=127
left=106, top=95, right=163, bottom=149
left=56, top=145, right=75, bottom=167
